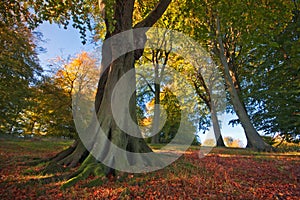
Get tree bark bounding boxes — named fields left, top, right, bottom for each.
left=151, top=81, right=161, bottom=144
left=215, top=17, right=272, bottom=151
left=193, top=70, right=225, bottom=147
left=210, top=102, right=225, bottom=147
left=151, top=47, right=168, bottom=144
left=49, top=0, right=172, bottom=188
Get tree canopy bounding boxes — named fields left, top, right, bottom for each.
left=1, top=0, right=299, bottom=189
left=0, top=15, right=42, bottom=134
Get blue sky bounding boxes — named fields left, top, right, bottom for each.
left=37, top=22, right=95, bottom=67
left=36, top=22, right=247, bottom=146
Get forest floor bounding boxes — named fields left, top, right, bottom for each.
left=0, top=137, right=299, bottom=200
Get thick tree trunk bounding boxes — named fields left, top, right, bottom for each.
left=95, top=51, right=152, bottom=160
left=49, top=0, right=172, bottom=188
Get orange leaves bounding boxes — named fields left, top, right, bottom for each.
left=53, top=51, right=99, bottom=98
left=1, top=140, right=300, bottom=199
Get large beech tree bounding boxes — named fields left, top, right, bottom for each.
left=2, top=0, right=173, bottom=187
left=66, top=0, right=172, bottom=186
left=12, top=0, right=172, bottom=187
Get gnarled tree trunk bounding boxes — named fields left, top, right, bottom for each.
left=45, top=0, right=172, bottom=188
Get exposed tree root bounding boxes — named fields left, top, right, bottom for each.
left=263, top=144, right=277, bottom=152
left=25, top=143, right=77, bottom=167
left=51, top=141, right=77, bottom=163
left=57, top=140, right=88, bottom=168
left=61, top=154, right=107, bottom=189
left=41, top=161, right=67, bottom=175
left=38, top=140, right=88, bottom=175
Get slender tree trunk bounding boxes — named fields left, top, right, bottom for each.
left=219, top=47, right=270, bottom=151
left=215, top=17, right=272, bottom=151
left=193, top=72, right=225, bottom=147
left=151, top=67, right=161, bottom=144
left=210, top=102, right=225, bottom=147
left=151, top=83, right=160, bottom=144
left=151, top=48, right=168, bottom=144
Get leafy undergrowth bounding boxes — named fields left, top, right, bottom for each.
left=0, top=138, right=299, bottom=199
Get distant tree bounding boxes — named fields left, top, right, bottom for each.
left=134, top=0, right=214, bottom=145
left=16, top=52, right=99, bottom=139
left=137, top=76, right=198, bottom=144
left=202, top=138, right=215, bottom=147
left=26, top=78, right=75, bottom=137
left=54, top=52, right=99, bottom=113
left=135, top=29, right=219, bottom=145
left=139, top=87, right=183, bottom=144
left=159, top=88, right=181, bottom=143
left=135, top=29, right=171, bottom=144
left=190, top=65, right=226, bottom=147
left=0, top=16, right=42, bottom=134
left=224, top=136, right=244, bottom=148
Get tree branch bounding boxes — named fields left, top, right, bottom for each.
left=133, top=0, right=172, bottom=60
left=134, top=0, right=172, bottom=29
left=137, top=73, right=155, bottom=94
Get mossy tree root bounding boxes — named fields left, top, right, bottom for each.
left=61, top=154, right=107, bottom=189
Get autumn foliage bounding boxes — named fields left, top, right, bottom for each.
left=0, top=137, right=299, bottom=199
